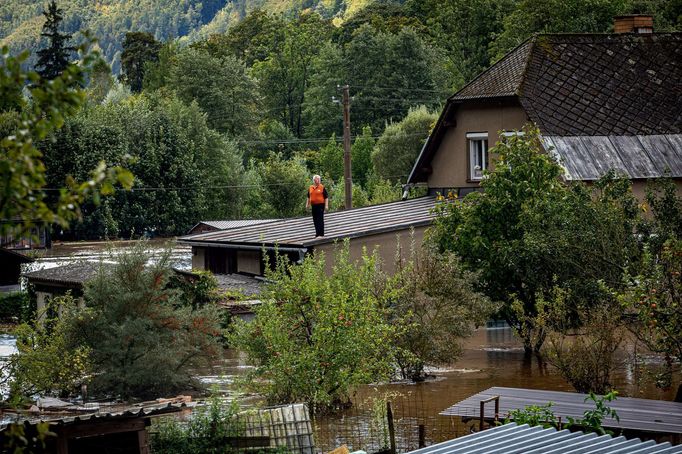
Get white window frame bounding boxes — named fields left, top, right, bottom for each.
left=467, top=132, right=488, bottom=181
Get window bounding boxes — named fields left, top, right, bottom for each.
left=467, top=132, right=488, bottom=180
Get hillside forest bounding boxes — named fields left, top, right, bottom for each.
left=1, top=0, right=680, bottom=239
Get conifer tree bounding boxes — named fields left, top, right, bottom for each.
left=36, top=0, right=75, bottom=80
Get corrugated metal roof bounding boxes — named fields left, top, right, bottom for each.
left=189, top=219, right=281, bottom=233
left=1, top=399, right=193, bottom=429
left=179, top=197, right=438, bottom=249
left=408, top=423, right=682, bottom=454
left=542, top=134, right=682, bottom=180
left=441, top=387, right=682, bottom=435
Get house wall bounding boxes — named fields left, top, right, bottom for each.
left=237, top=251, right=261, bottom=275
left=427, top=103, right=529, bottom=190
left=314, top=226, right=428, bottom=275
left=192, top=247, right=206, bottom=270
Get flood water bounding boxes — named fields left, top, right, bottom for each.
left=12, top=240, right=681, bottom=450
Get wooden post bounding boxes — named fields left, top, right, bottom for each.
left=418, top=424, right=426, bottom=448
left=386, top=401, right=396, bottom=454
left=340, top=84, right=352, bottom=210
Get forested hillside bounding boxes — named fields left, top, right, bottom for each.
left=0, top=0, right=374, bottom=72
left=2, top=0, right=680, bottom=239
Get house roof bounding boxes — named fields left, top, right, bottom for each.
left=22, top=262, right=113, bottom=287
left=407, top=423, right=682, bottom=454
left=0, top=247, right=34, bottom=264
left=188, top=219, right=280, bottom=234
left=408, top=33, right=682, bottom=184
left=179, top=197, right=438, bottom=249
left=441, top=387, right=682, bottom=435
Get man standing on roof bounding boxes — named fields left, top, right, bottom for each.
left=306, top=175, right=328, bottom=237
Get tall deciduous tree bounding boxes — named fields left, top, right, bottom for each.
left=167, top=47, right=260, bottom=136
left=36, top=0, right=75, bottom=81
left=1, top=41, right=132, bottom=240
left=372, top=106, right=436, bottom=183
left=429, top=126, right=639, bottom=353
left=119, top=32, right=161, bottom=93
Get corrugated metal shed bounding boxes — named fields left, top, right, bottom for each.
left=408, top=423, right=682, bottom=454
left=179, top=197, right=438, bottom=249
left=542, top=134, right=682, bottom=180
left=441, top=387, right=682, bottom=435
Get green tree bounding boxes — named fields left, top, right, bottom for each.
left=489, top=0, right=630, bottom=60
left=318, top=134, right=344, bottom=183
left=119, top=32, right=161, bottom=93
left=167, top=47, right=260, bottom=136
left=9, top=294, right=92, bottom=399
left=72, top=244, right=224, bottom=398
left=252, top=12, right=333, bottom=137
left=217, top=9, right=285, bottom=66
left=372, top=106, right=436, bottom=183
left=1, top=41, right=132, bottom=239
left=389, top=246, right=497, bottom=381
left=256, top=153, right=309, bottom=218
left=231, top=244, right=395, bottom=411
left=429, top=127, right=639, bottom=353
left=35, top=0, right=75, bottom=81
left=351, top=126, right=374, bottom=188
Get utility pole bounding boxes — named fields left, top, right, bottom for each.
left=340, top=84, right=352, bottom=209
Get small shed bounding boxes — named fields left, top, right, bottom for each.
left=0, top=397, right=192, bottom=454
left=407, top=422, right=682, bottom=454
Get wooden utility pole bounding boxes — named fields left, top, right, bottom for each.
left=340, top=84, right=352, bottom=209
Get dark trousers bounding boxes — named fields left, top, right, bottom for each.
left=312, top=204, right=325, bottom=236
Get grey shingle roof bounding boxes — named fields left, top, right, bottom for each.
left=179, top=197, right=437, bottom=249
left=22, top=262, right=111, bottom=286
left=408, top=423, right=682, bottom=454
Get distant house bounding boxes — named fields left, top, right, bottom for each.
left=0, top=248, right=34, bottom=291
left=187, top=219, right=280, bottom=235
left=179, top=197, right=437, bottom=277
left=406, top=16, right=682, bottom=199
left=1, top=220, right=51, bottom=250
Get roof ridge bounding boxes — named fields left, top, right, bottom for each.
left=449, top=35, right=535, bottom=101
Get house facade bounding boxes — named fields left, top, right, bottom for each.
left=407, top=17, right=682, bottom=198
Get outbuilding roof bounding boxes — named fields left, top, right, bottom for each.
left=22, top=262, right=111, bottom=287
left=179, top=197, right=438, bottom=249
left=407, top=423, right=682, bottom=454
left=188, top=219, right=280, bottom=234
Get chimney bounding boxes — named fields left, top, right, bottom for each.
left=614, top=15, right=654, bottom=34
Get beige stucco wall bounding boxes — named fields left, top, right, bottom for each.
left=237, top=250, right=261, bottom=275
left=314, top=226, right=428, bottom=275
left=192, top=247, right=206, bottom=270
left=428, top=103, right=529, bottom=188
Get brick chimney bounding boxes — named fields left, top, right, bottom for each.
left=614, top=15, right=654, bottom=34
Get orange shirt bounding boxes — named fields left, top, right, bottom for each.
left=308, top=184, right=327, bottom=205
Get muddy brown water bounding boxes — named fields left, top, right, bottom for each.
left=22, top=241, right=681, bottom=451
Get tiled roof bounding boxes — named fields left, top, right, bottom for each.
left=408, top=423, right=682, bottom=454
left=453, top=40, right=533, bottom=100
left=520, top=34, right=682, bottom=136
left=179, top=197, right=437, bottom=249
